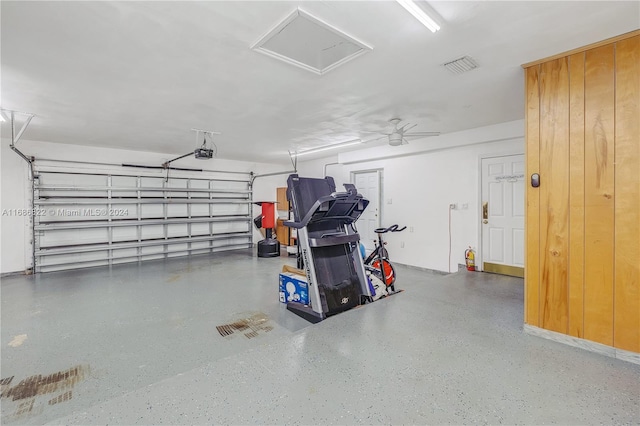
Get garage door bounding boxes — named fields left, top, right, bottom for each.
left=32, top=161, right=252, bottom=273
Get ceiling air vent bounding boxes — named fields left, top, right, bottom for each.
left=443, top=55, right=479, bottom=75
left=251, top=8, right=372, bottom=75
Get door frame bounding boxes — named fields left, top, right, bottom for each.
left=477, top=151, right=524, bottom=272
left=351, top=168, right=383, bottom=244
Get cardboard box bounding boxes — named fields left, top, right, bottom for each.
left=279, top=272, right=309, bottom=305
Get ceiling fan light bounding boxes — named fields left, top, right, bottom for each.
left=389, top=133, right=403, bottom=146
left=395, top=0, right=440, bottom=33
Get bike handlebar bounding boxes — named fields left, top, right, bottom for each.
left=374, top=224, right=407, bottom=234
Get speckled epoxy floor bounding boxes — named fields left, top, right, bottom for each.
left=1, top=250, right=639, bottom=425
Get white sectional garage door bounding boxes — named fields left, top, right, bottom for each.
left=32, top=162, right=252, bottom=273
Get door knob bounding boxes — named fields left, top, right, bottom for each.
left=483, top=219, right=488, bottom=224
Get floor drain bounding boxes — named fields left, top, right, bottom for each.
left=216, top=312, right=273, bottom=339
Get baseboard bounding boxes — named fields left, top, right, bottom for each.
left=523, top=324, right=640, bottom=366
left=1, top=269, right=33, bottom=278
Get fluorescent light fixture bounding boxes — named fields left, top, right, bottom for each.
left=293, top=139, right=362, bottom=157
left=396, top=0, right=440, bottom=33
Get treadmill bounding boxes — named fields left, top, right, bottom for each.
left=284, top=174, right=371, bottom=323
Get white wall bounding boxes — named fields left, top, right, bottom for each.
left=296, top=120, right=525, bottom=273
left=293, top=154, right=340, bottom=180
left=0, top=138, right=287, bottom=274
left=0, top=138, right=32, bottom=274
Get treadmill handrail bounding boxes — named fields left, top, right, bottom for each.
left=285, top=215, right=360, bottom=229
left=308, top=233, right=360, bottom=248
left=286, top=192, right=364, bottom=229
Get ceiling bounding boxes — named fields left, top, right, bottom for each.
left=1, top=1, right=638, bottom=164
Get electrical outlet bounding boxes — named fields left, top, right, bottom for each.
left=400, top=241, right=405, bottom=248
left=462, top=203, right=469, bottom=210
left=387, top=198, right=393, bottom=204
left=409, top=226, right=414, bottom=233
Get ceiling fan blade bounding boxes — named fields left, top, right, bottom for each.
left=360, top=130, right=394, bottom=137
left=400, top=123, right=417, bottom=133
left=404, top=131, right=441, bottom=137
left=362, top=135, right=388, bottom=143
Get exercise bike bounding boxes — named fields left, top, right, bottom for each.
left=363, top=224, right=406, bottom=298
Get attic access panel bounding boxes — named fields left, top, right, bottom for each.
left=251, top=8, right=372, bottom=75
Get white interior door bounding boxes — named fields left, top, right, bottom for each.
left=353, top=170, right=380, bottom=251
left=481, top=154, right=525, bottom=277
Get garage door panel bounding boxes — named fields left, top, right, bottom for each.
left=41, top=251, right=108, bottom=266
left=167, top=204, right=188, bottom=217
left=141, top=205, right=164, bottom=218
left=190, top=241, right=210, bottom=250
left=40, top=228, right=109, bottom=247
left=117, top=204, right=137, bottom=219
left=191, top=205, right=210, bottom=216
left=167, top=224, right=188, bottom=238
left=141, top=225, right=164, bottom=240
left=141, top=246, right=164, bottom=255
left=217, top=204, right=250, bottom=216
left=112, top=226, right=137, bottom=242
left=191, top=223, right=210, bottom=235
left=113, top=248, right=138, bottom=259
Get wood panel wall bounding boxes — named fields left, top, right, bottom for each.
left=525, top=66, right=540, bottom=327
left=567, top=52, right=585, bottom=339
left=524, top=32, right=640, bottom=353
left=539, top=58, right=570, bottom=333
left=614, top=36, right=640, bottom=352
left=584, top=44, right=616, bottom=345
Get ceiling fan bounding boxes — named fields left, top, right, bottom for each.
left=365, top=118, right=440, bottom=146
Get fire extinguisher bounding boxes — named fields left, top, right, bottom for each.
left=465, top=246, right=475, bottom=271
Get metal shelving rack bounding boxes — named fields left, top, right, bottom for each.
left=32, top=167, right=253, bottom=273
